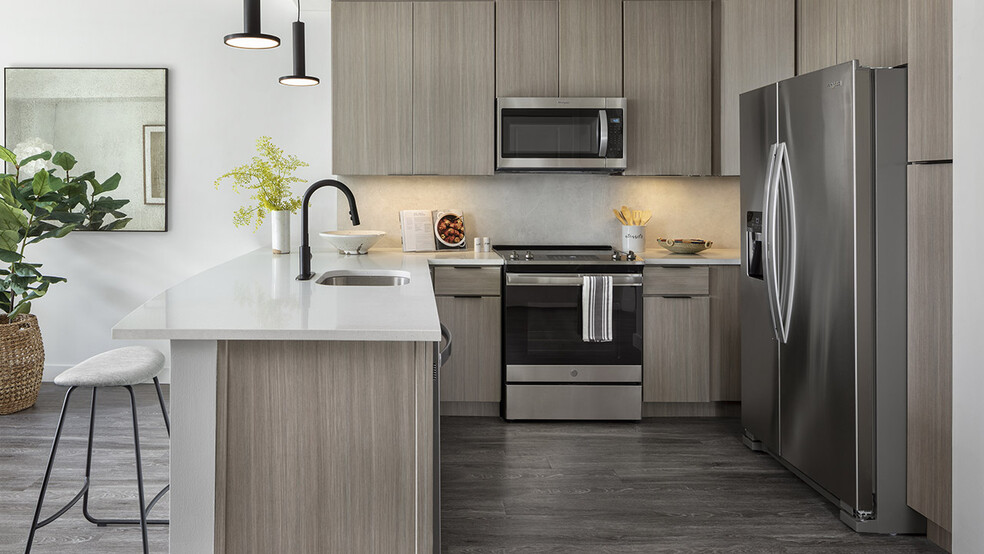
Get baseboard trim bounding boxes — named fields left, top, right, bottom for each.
left=642, top=401, right=740, bottom=417
left=441, top=401, right=500, bottom=417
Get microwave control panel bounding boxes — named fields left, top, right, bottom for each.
left=606, top=110, right=623, bottom=158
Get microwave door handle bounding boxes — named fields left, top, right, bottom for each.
left=598, top=110, right=608, bottom=158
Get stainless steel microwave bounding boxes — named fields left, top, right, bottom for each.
left=496, top=97, right=626, bottom=173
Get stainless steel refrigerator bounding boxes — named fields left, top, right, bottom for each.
left=739, top=61, right=924, bottom=534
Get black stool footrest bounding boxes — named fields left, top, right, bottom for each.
left=36, top=479, right=89, bottom=529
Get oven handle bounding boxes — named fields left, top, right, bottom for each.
left=505, top=273, right=642, bottom=287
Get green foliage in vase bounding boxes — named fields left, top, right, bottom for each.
left=0, top=144, right=132, bottom=319
left=213, top=136, right=308, bottom=230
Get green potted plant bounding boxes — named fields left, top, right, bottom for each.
left=0, top=141, right=131, bottom=414
left=214, top=136, right=307, bottom=254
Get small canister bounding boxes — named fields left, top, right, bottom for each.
left=482, top=237, right=491, bottom=252
left=474, top=237, right=482, bottom=252
left=621, top=225, right=645, bottom=253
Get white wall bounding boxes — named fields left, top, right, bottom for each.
left=0, top=0, right=338, bottom=382
left=952, top=0, right=984, bottom=551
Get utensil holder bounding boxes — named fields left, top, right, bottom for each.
left=621, top=225, right=645, bottom=253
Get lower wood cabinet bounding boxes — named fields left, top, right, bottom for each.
left=642, top=265, right=740, bottom=404
left=435, top=294, right=501, bottom=403
left=643, top=296, right=711, bottom=402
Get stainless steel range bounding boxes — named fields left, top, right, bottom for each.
left=493, top=245, right=643, bottom=420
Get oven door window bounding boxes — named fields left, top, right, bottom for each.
left=504, top=284, right=642, bottom=366
left=500, top=108, right=600, bottom=158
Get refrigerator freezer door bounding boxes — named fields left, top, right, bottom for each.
left=776, top=62, right=868, bottom=512
left=739, top=83, right=780, bottom=453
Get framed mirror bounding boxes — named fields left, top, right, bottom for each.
left=4, top=68, right=168, bottom=231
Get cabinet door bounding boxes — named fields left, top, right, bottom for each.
left=643, top=296, right=711, bottom=402
left=497, top=0, right=559, bottom=97
left=796, top=0, right=837, bottom=74
left=717, top=0, right=795, bottom=176
left=558, top=0, right=622, bottom=97
left=907, top=0, right=952, bottom=162
left=413, top=1, right=495, bottom=175
left=709, top=266, right=740, bottom=401
left=797, top=0, right=907, bottom=75
left=436, top=296, right=502, bottom=402
left=624, top=0, right=712, bottom=176
left=331, top=2, right=412, bottom=175
left=835, top=0, right=907, bottom=68
left=906, top=163, right=952, bottom=531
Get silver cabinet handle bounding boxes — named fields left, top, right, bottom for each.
left=598, top=109, right=608, bottom=158
left=438, top=323, right=452, bottom=369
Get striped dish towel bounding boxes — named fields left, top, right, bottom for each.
left=582, top=275, right=613, bottom=342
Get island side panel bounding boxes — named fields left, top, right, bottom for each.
left=415, top=341, right=434, bottom=554
left=215, top=340, right=431, bottom=553
left=170, top=339, right=219, bottom=554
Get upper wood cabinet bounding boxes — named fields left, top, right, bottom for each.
left=331, top=2, right=413, bottom=175
left=413, top=1, right=495, bottom=175
left=716, top=0, right=795, bottom=176
left=496, top=0, right=560, bottom=97
left=559, top=0, right=623, bottom=97
left=907, top=0, right=952, bottom=162
left=624, top=0, right=712, bottom=176
left=797, top=0, right=907, bottom=75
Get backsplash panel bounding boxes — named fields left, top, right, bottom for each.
left=334, top=174, right=740, bottom=250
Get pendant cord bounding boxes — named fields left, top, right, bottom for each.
left=297, top=0, right=301, bottom=22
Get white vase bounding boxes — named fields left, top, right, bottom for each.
left=271, top=210, right=290, bottom=254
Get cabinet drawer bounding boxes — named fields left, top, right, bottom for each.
left=433, top=266, right=501, bottom=296
left=643, top=266, right=710, bottom=296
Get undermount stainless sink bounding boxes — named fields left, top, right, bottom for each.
left=315, top=269, right=411, bottom=287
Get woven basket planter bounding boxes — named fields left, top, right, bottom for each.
left=0, top=314, right=45, bottom=415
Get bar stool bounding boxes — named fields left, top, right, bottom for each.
left=25, top=346, right=170, bottom=554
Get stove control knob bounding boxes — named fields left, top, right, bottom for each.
left=612, top=251, right=622, bottom=261
left=626, top=250, right=637, bottom=261
left=524, top=250, right=534, bottom=260
left=509, top=251, right=519, bottom=260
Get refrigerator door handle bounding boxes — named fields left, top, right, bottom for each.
left=762, top=143, right=784, bottom=343
left=776, top=143, right=797, bottom=343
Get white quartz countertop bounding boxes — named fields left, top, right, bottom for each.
left=113, top=248, right=463, bottom=342
left=641, top=248, right=740, bottom=265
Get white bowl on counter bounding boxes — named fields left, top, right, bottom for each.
left=319, top=230, right=386, bottom=255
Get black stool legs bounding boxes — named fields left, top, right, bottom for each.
left=25, top=379, right=171, bottom=554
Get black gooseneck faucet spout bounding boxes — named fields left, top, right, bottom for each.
left=297, top=179, right=360, bottom=280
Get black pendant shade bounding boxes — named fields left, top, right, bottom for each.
left=225, top=0, right=280, bottom=49
left=280, top=20, right=319, bottom=86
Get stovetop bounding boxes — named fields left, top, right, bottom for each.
left=492, top=244, right=643, bottom=265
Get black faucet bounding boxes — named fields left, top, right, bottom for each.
left=297, top=179, right=360, bottom=280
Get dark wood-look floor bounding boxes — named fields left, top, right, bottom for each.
left=1, top=385, right=942, bottom=553
left=0, top=384, right=170, bottom=553
left=441, top=417, right=943, bottom=554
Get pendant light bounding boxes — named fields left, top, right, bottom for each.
left=224, top=0, right=280, bottom=49
left=279, top=0, right=320, bottom=86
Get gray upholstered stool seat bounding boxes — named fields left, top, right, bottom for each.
left=53, top=346, right=165, bottom=388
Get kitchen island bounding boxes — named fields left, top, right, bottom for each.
left=113, top=248, right=501, bottom=553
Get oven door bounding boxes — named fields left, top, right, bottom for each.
left=496, top=97, right=626, bottom=171
left=503, top=272, right=643, bottom=368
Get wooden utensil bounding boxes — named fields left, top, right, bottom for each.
left=621, top=206, right=633, bottom=226
left=633, top=210, right=642, bottom=226
left=642, top=210, right=652, bottom=225
left=613, top=209, right=627, bottom=225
